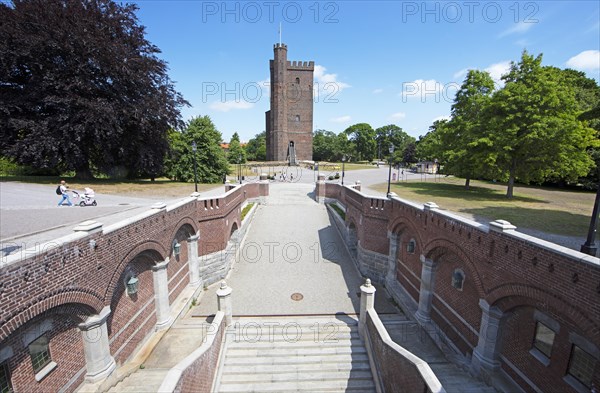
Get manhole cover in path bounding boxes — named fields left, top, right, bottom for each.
left=291, top=293, right=303, bottom=301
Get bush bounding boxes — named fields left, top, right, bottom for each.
left=328, top=175, right=334, bottom=180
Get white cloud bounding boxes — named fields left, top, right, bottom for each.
left=484, top=61, right=511, bottom=84
left=209, top=100, right=254, bottom=112
left=330, top=115, right=351, bottom=123
left=372, top=88, right=383, bottom=94
left=499, top=21, right=534, bottom=38
left=453, top=68, right=470, bottom=80
left=389, top=112, right=406, bottom=121
left=314, top=65, right=351, bottom=92
left=566, top=50, right=600, bottom=72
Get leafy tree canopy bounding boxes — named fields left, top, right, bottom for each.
left=164, top=116, right=229, bottom=183
left=0, top=0, right=188, bottom=179
left=227, top=132, right=246, bottom=164
left=245, top=131, right=266, bottom=161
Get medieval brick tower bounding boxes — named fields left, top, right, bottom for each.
left=265, top=43, right=314, bottom=163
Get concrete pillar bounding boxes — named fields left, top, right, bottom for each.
left=472, top=299, right=504, bottom=376
left=359, top=278, right=376, bottom=339
left=386, top=231, right=399, bottom=284
left=217, top=281, right=233, bottom=326
left=152, top=258, right=172, bottom=330
left=187, top=233, right=201, bottom=288
left=78, top=306, right=116, bottom=382
left=415, top=255, right=437, bottom=325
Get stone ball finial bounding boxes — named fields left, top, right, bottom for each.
left=365, top=278, right=371, bottom=287
left=220, top=281, right=228, bottom=290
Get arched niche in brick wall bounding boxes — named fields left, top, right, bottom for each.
left=1, top=303, right=96, bottom=393
left=0, top=290, right=104, bottom=342
left=489, top=284, right=599, bottom=342
left=106, top=249, right=163, bottom=361
left=229, top=222, right=239, bottom=241
left=388, top=218, right=424, bottom=262
left=422, top=238, right=485, bottom=298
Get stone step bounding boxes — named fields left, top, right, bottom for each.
left=227, top=330, right=358, bottom=344
left=106, top=369, right=169, bottom=393
left=225, top=345, right=367, bottom=358
left=227, top=337, right=364, bottom=350
left=221, top=361, right=372, bottom=375
left=224, top=352, right=370, bottom=366
left=218, top=378, right=376, bottom=393
left=220, top=369, right=374, bottom=384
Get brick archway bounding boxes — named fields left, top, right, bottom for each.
left=0, top=291, right=103, bottom=341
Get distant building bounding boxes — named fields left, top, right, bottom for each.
left=416, top=161, right=439, bottom=174
left=265, top=43, right=314, bottom=164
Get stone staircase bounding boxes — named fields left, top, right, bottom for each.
left=214, top=315, right=376, bottom=392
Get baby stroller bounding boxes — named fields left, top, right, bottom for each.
left=72, top=187, right=97, bottom=207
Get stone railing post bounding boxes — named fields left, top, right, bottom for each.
left=217, top=281, right=233, bottom=326
left=78, top=306, right=116, bottom=382
left=415, top=256, right=437, bottom=325
left=152, top=258, right=172, bottom=330
left=359, top=278, right=376, bottom=339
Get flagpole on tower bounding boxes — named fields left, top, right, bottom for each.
left=279, top=22, right=282, bottom=45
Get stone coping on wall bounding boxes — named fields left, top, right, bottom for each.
left=1, top=184, right=262, bottom=269
left=326, top=183, right=600, bottom=268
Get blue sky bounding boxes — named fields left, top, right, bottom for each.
left=133, top=1, right=600, bottom=142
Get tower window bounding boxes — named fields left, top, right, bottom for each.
left=295, top=77, right=300, bottom=84
left=295, top=115, right=300, bottom=122
left=567, top=345, right=596, bottom=388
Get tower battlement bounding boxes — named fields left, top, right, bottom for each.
left=287, top=60, right=315, bottom=70
left=273, top=43, right=287, bottom=50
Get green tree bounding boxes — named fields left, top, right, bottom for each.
left=416, top=120, right=447, bottom=162
left=245, top=131, right=266, bottom=161
left=375, top=125, right=415, bottom=162
left=402, top=142, right=417, bottom=166
left=227, top=132, right=246, bottom=164
left=0, top=0, right=188, bottom=179
left=165, top=116, right=229, bottom=183
left=344, top=123, right=376, bottom=161
left=488, top=51, right=597, bottom=198
left=445, top=69, right=497, bottom=189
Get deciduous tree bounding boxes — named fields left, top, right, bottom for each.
left=0, top=0, right=188, bottom=179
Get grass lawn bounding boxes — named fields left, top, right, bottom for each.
left=1, top=176, right=219, bottom=198
left=372, top=177, right=595, bottom=238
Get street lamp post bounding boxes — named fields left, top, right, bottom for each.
left=191, top=141, right=198, bottom=193
left=238, top=154, right=242, bottom=185
left=341, top=155, right=346, bottom=185
left=387, top=144, right=395, bottom=196
left=581, top=182, right=600, bottom=256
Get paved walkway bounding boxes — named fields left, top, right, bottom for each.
left=193, top=182, right=397, bottom=317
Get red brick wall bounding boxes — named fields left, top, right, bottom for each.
left=0, top=183, right=266, bottom=391
left=2, top=304, right=90, bottom=393
left=316, top=182, right=600, bottom=392
left=176, top=316, right=225, bottom=393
